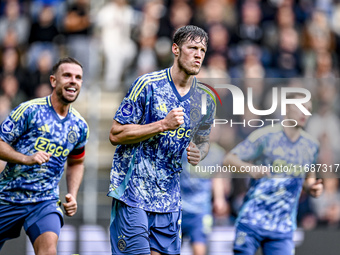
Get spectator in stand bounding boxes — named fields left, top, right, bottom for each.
left=197, top=0, right=234, bottom=29
left=230, top=1, right=263, bottom=46
left=29, top=0, right=66, bottom=28
left=262, top=6, right=300, bottom=52
left=34, top=83, right=52, bottom=98
left=0, top=1, right=30, bottom=48
left=64, top=0, right=95, bottom=84
left=313, top=50, right=338, bottom=79
left=229, top=44, right=265, bottom=79
left=27, top=50, right=54, bottom=98
left=306, top=81, right=340, bottom=166
left=311, top=176, right=340, bottom=228
left=96, top=0, right=138, bottom=90
left=0, top=74, right=27, bottom=109
left=135, top=0, right=164, bottom=80
left=302, top=10, right=337, bottom=75
left=0, top=47, right=29, bottom=97
left=27, top=5, right=60, bottom=72
left=228, top=1, right=269, bottom=69
left=271, top=27, right=302, bottom=78
left=205, top=23, right=229, bottom=64
left=157, top=0, right=193, bottom=40
left=0, top=94, right=11, bottom=124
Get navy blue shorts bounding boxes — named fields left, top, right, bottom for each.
left=110, top=199, right=182, bottom=255
left=0, top=199, right=64, bottom=247
left=233, top=223, right=294, bottom=255
left=181, top=211, right=212, bottom=244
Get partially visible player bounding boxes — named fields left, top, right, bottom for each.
left=0, top=57, right=89, bottom=254
left=181, top=125, right=229, bottom=255
left=224, top=94, right=323, bottom=255
left=108, top=25, right=215, bottom=255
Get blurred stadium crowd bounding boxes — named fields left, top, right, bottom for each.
left=1, top=0, right=340, bottom=232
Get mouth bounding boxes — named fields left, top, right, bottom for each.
left=65, top=87, right=77, bottom=95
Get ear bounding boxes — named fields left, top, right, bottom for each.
left=172, top=43, right=179, bottom=56
left=50, top=75, right=56, bottom=88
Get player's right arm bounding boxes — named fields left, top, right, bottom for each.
left=224, top=153, right=255, bottom=172
left=223, top=153, right=269, bottom=179
left=223, top=128, right=271, bottom=179
left=0, top=138, right=51, bottom=165
left=109, top=108, right=184, bottom=145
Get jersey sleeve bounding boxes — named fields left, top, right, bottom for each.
left=74, top=120, right=89, bottom=150
left=231, top=129, right=265, bottom=162
left=194, top=93, right=216, bottom=138
left=0, top=101, right=31, bottom=145
left=114, top=76, right=147, bottom=125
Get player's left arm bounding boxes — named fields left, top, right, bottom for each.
left=186, top=134, right=210, bottom=166
left=63, top=147, right=85, bottom=217
left=303, top=172, right=323, bottom=198
left=187, top=86, right=215, bottom=166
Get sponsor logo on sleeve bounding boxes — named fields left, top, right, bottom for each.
left=121, top=103, right=133, bottom=117
left=1, top=120, right=14, bottom=134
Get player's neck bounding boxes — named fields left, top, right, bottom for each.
left=170, top=66, right=194, bottom=94
left=50, top=93, right=70, bottom=117
left=283, top=125, right=302, bottom=143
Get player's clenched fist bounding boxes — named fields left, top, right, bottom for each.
left=308, top=179, right=323, bottom=198
left=186, top=142, right=201, bottom=166
left=63, top=194, right=78, bottom=216
left=161, top=107, right=185, bottom=131
left=25, top=151, right=52, bottom=165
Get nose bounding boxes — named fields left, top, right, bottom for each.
left=195, top=50, right=203, bottom=59
left=70, top=75, right=77, bottom=84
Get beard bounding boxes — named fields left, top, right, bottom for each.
left=177, top=52, right=200, bottom=76
left=56, top=86, right=79, bottom=104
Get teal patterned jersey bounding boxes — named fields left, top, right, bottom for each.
left=108, top=68, right=216, bottom=213
left=0, top=96, right=89, bottom=204
left=232, top=124, right=319, bottom=234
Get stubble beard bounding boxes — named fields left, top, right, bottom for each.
left=56, top=86, right=78, bottom=104
left=177, top=52, right=200, bottom=76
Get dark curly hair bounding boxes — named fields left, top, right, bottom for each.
left=173, top=25, right=208, bottom=48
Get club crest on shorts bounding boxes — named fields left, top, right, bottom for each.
left=235, top=231, right=247, bottom=246
left=118, top=238, right=127, bottom=251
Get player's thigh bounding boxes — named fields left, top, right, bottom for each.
left=149, top=210, right=181, bottom=255
left=182, top=212, right=211, bottom=244
left=24, top=200, right=63, bottom=244
left=32, top=231, right=58, bottom=255
left=262, top=238, right=294, bottom=255
left=0, top=203, right=27, bottom=244
left=233, top=227, right=261, bottom=255
left=26, top=213, right=62, bottom=245
left=110, top=199, right=150, bottom=255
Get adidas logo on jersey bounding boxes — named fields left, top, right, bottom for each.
left=38, top=124, right=50, bottom=133
left=156, top=103, right=167, bottom=113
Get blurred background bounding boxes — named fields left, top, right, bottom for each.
left=0, top=0, right=340, bottom=254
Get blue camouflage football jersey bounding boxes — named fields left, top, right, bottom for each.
left=0, top=96, right=89, bottom=204
left=231, top=124, right=319, bottom=234
left=108, top=68, right=216, bottom=213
